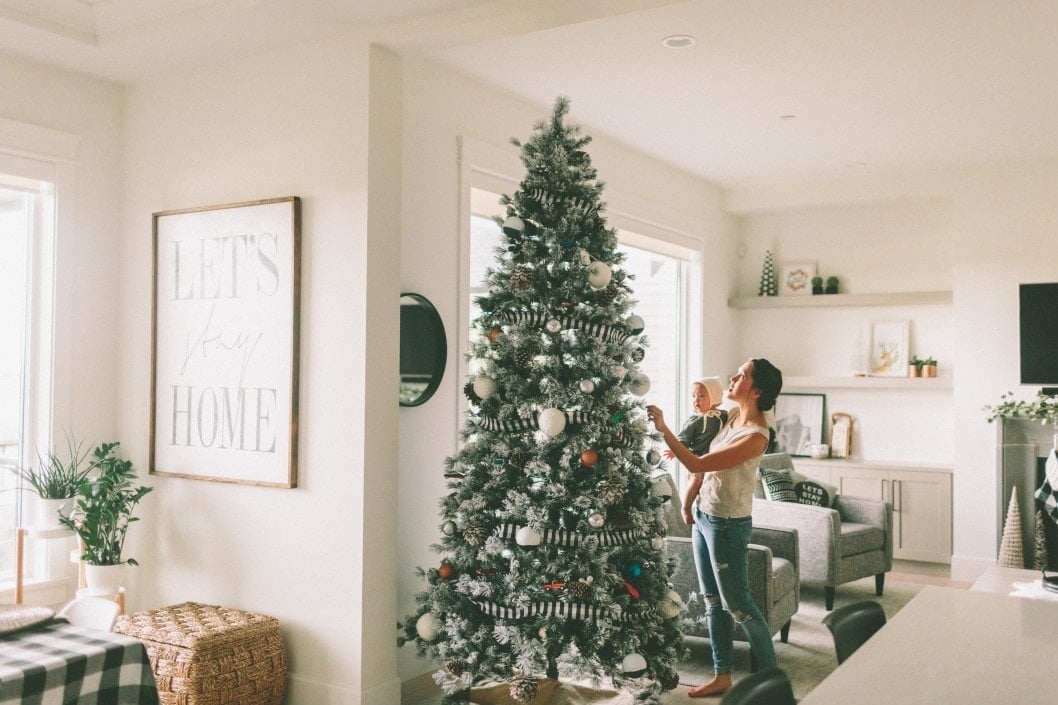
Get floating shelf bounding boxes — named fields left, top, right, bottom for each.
left=784, top=375, right=952, bottom=391
left=729, top=290, right=952, bottom=309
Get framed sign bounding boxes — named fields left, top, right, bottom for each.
left=867, top=319, right=910, bottom=378
left=150, top=197, right=301, bottom=487
left=779, top=261, right=815, bottom=295
left=773, top=393, right=826, bottom=457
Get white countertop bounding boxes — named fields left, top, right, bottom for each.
left=799, top=585, right=1058, bottom=705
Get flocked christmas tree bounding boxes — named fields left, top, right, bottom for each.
left=398, top=97, right=684, bottom=703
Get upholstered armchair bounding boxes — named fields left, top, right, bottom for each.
left=751, top=453, right=893, bottom=610
left=656, top=472, right=800, bottom=650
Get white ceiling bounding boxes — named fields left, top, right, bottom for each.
left=2, top=0, right=1058, bottom=187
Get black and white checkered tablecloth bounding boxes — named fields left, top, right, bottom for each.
left=0, top=620, right=159, bottom=705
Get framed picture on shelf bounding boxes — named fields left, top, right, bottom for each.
left=867, top=319, right=910, bottom=377
left=779, top=261, right=815, bottom=295
left=773, top=393, right=826, bottom=457
left=830, top=412, right=852, bottom=459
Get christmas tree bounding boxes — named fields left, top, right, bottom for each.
left=398, top=97, right=684, bottom=703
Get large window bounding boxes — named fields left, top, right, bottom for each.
left=0, top=170, right=57, bottom=586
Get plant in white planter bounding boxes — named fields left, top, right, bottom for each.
left=60, top=442, right=152, bottom=593
left=4, top=433, right=93, bottom=528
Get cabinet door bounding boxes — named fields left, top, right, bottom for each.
left=890, top=469, right=952, bottom=563
left=832, top=467, right=886, bottom=501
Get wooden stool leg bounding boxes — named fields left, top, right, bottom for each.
left=15, top=528, right=26, bottom=604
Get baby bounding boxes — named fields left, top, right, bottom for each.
left=671, top=376, right=728, bottom=526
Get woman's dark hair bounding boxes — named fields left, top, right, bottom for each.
left=750, top=358, right=783, bottom=412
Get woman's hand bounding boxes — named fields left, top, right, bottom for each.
left=646, top=405, right=667, bottom=432
left=680, top=505, right=694, bottom=526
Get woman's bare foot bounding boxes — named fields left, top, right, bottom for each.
left=688, top=674, right=731, bottom=698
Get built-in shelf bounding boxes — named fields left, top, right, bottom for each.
left=729, top=290, right=952, bottom=309
left=784, top=375, right=952, bottom=391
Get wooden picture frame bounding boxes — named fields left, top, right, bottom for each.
left=830, top=412, right=852, bottom=459
left=773, top=393, right=826, bottom=457
left=779, top=261, right=815, bottom=295
left=150, top=197, right=301, bottom=487
left=867, top=319, right=910, bottom=378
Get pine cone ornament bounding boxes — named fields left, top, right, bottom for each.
left=631, top=347, right=645, bottom=363
left=509, top=675, right=539, bottom=704
left=510, top=266, right=535, bottom=290
left=463, top=517, right=489, bottom=546
left=514, top=349, right=533, bottom=368
left=596, top=285, right=617, bottom=306
left=598, top=476, right=627, bottom=506
left=566, top=579, right=592, bottom=600
left=658, top=668, right=680, bottom=691
left=445, top=658, right=468, bottom=677
left=463, top=381, right=480, bottom=403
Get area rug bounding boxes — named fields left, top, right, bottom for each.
left=672, top=577, right=924, bottom=703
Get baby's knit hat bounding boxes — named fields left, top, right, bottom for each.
left=695, top=376, right=725, bottom=408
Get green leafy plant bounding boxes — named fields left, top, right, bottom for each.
left=60, top=442, right=153, bottom=566
left=5, top=432, right=93, bottom=499
left=909, top=356, right=924, bottom=370
left=984, top=391, right=1058, bottom=425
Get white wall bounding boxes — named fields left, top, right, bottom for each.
left=396, top=55, right=731, bottom=681
left=119, top=35, right=400, bottom=704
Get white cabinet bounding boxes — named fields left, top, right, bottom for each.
left=796, top=459, right=952, bottom=564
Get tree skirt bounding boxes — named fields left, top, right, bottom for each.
left=471, top=679, right=634, bottom=705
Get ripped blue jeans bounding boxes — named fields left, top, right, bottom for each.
left=691, top=507, right=776, bottom=674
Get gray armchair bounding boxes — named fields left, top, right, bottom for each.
left=656, top=472, right=800, bottom=649
left=751, top=453, right=893, bottom=610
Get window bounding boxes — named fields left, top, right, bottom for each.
left=0, top=166, right=58, bottom=587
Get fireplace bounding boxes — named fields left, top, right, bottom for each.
left=999, top=418, right=1058, bottom=570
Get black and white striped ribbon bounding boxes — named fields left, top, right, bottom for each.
left=497, top=311, right=632, bottom=344
left=473, top=600, right=655, bottom=623
left=496, top=523, right=643, bottom=547
left=475, top=409, right=598, bottom=433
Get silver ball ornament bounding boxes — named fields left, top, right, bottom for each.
left=588, top=261, right=612, bottom=289
left=630, top=373, right=651, bottom=396
left=646, top=449, right=661, bottom=465
left=502, top=216, right=525, bottom=237
left=659, top=590, right=683, bottom=619
left=579, top=379, right=596, bottom=394
left=650, top=536, right=665, bottom=551
left=626, top=314, right=645, bottom=334
left=441, top=520, right=457, bottom=536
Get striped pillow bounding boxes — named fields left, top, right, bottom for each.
left=760, top=467, right=797, bottom=503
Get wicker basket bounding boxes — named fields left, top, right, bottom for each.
left=114, top=601, right=286, bottom=705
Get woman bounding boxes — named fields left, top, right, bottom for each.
left=646, top=358, right=783, bottom=698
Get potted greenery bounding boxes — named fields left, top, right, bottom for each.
left=59, top=441, right=152, bottom=594
left=825, top=275, right=840, bottom=294
left=5, top=433, right=93, bottom=529
left=907, top=356, right=924, bottom=378
left=811, top=276, right=824, bottom=295
left=920, top=357, right=937, bottom=377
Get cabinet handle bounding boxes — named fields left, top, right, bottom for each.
left=894, top=480, right=902, bottom=513
left=882, top=478, right=888, bottom=503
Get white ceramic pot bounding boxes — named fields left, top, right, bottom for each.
left=84, top=563, right=126, bottom=596
left=35, top=497, right=75, bottom=530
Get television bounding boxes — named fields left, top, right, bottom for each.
left=1019, top=282, right=1058, bottom=388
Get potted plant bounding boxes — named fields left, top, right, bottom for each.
left=825, top=275, right=840, bottom=294
left=907, top=356, right=923, bottom=378
left=5, top=433, right=93, bottom=529
left=811, top=276, right=824, bottom=295
left=920, top=357, right=937, bottom=377
left=60, top=441, right=152, bottom=594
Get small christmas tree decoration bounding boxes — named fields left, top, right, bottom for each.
left=999, top=486, right=1025, bottom=568
left=502, top=216, right=525, bottom=237
left=626, top=314, right=645, bottom=334
left=588, top=261, right=612, bottom=289
left=759, top=249, right=778, bottom=297
left=1033, top=509, right=1049, bottom=571
left=472, top=377, right=496, bottom=400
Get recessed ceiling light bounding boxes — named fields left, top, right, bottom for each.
left=780, top=114, right=797, bottom=121
left=661, top=35, right=696, bottom=49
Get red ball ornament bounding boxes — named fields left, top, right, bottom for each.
left=580, top=449, right=599, bottom=467
left=438, top=562, right=456, bottom=580
left=488, top=326, right=502, bottom=343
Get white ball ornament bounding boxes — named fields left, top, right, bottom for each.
left=416, top=613, right=439, bottom=641
left=588, top=511, right=605, bottom=528
left=650, top=536, right=665, bottom=551
left=579, top=379, right=596, bottom=394
left=473, top=376, right=496, bottom=400
left=588, top=261, right=612, bottom=289
left=546, top=318, right=562, bottom=334
left=646, top=449, right=661, bottom=466
left=621, top=652, right=648, bottom=677
left=538, top=408, right=567, bottom=437
left=659, top=590, right=684, bottom=619
left=626, top=315, right=645, bottom=335
left=630, top=374, right=651, bottom=396
left=651, top=475, right=674, bottom=498
left=502, top=216, right=525, bottom=237
left=515, top=526, right=542, bottom=546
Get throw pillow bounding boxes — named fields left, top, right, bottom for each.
left=793, top=479, right=837, bottom=507
left=760, top=468, right=797, bottom=503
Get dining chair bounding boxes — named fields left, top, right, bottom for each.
left=719, top=666, right=796, bottom=705
left=57, top=595, right=121, bottom=631
left=821, top=599, right=887, bottom=664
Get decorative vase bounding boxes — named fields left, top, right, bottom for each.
left=84, top=563, right=126, bottom=595
left=908, top=365, right=920, bottom=378
left=921, top=364, right=937, bottom=378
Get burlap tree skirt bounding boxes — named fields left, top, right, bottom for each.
left=470, top=680, right=635, bottom=705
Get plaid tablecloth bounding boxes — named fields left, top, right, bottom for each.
left=0, top=620, right=159, bottom=705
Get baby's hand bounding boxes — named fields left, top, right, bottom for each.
left=663, top=449, right=675, bottom=460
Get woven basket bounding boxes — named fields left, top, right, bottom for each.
left=114, top=602, right=286, bottom=705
